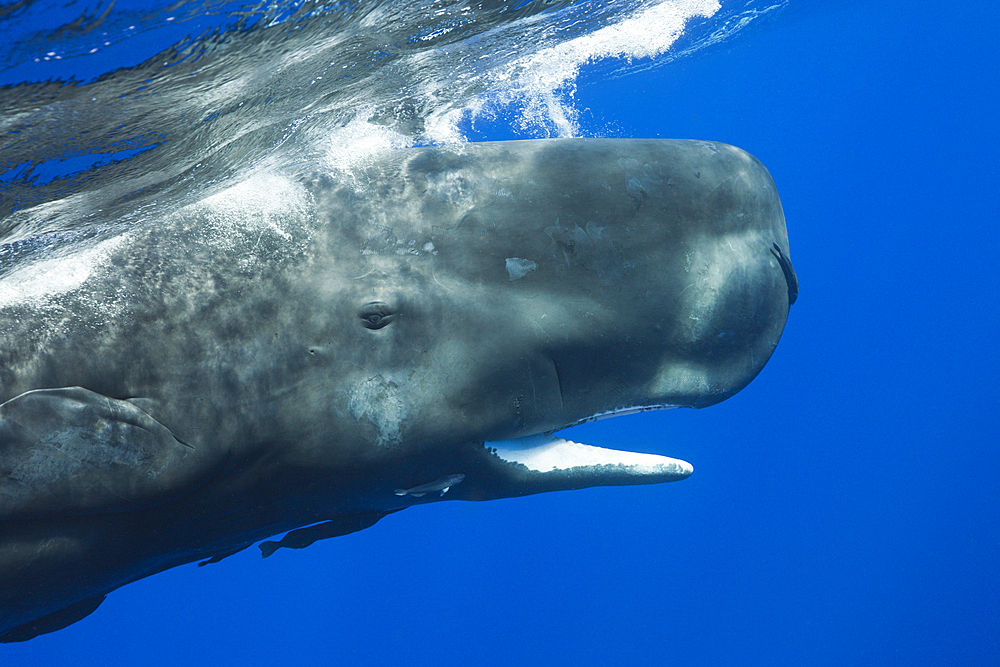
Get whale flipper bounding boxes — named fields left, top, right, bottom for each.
left=259, top=509, right=403, bottom=558
left=0, top=594, right=106, bottom=643
left=198, top=546, right=251, bottom=567
left=0, top=387, right=218, bottom=521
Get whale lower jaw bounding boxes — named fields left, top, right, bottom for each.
left=487, top=433, right=693, bottom=482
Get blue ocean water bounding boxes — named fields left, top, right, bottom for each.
left=2, top=0, right=998, bottom=664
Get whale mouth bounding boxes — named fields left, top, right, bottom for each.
left=564, top=403, right=683, bottom=429
left=486, top=433, right=693, bottom=481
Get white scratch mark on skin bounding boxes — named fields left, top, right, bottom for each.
left=706, top=175, right=735, bottom=197
left=251, top=230, right=265, bottom=252
left=431, top=270, right=452, bottom=292
left=527, top=315, right=550, bottom=341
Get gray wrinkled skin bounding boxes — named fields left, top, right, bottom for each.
left=0, top=139, right=795, bottom=641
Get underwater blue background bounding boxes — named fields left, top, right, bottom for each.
left=2, top=0, right=998, bottom=664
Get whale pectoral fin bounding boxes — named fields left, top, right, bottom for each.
left=259, top=509, right=403, bottom=558
left=0, top=593, right=106, bottom=643
left=197, top=545, right=251, bottom=567
left=0, top=387, right=219, bottom=521
left=448, top=435, right=694, bottom=501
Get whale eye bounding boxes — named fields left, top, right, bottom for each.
left=359, top=302, right=395, bottom=330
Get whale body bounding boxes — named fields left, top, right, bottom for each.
left=0, top=138, right=796, bottom=641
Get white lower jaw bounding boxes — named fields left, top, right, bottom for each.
left=487, top=433, right=693, bottom=477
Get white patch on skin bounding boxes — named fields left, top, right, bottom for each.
left=648, top=360, right=710, bottom=399
left=489, top=434, right=693, bottom=476
left=0, top=234, right=127, bottom=308
left=619, top=158, right=666, bottom=199
left=424, top=170, right=485, bottom=205
left=347, top=376, right=407, bottom=448
left=505, top=257, right=538, bottom=281
left=189, top=172, right=308, bottom=248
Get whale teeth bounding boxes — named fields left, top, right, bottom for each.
left=488, top=434, right=693, bottom=478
